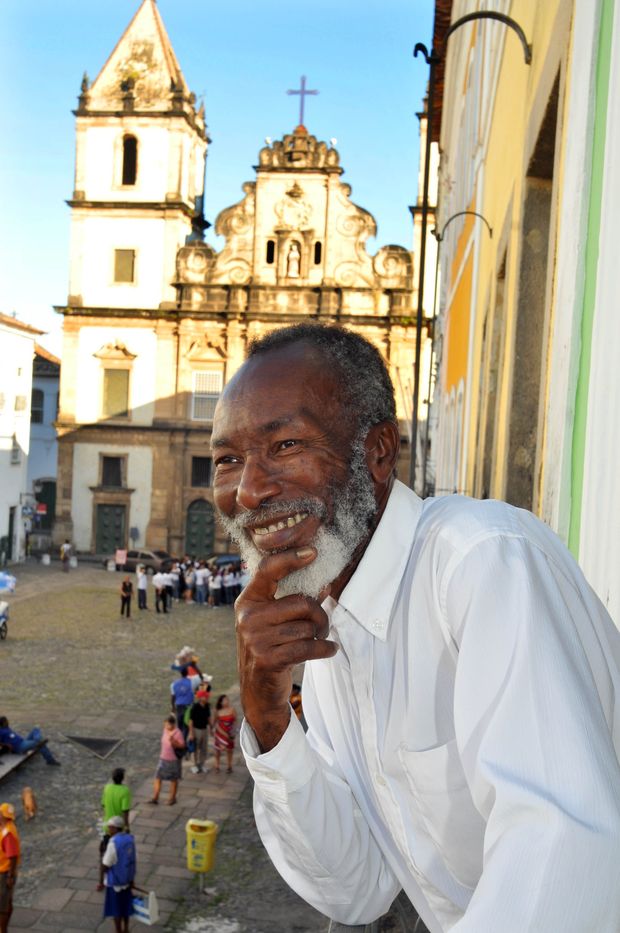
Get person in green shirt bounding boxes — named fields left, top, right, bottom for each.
left=97, top=768, right=132, bottom=890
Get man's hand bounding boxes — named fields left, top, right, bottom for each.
left=236, top=546, right=338, bottom=753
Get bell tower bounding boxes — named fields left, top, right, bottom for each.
left=67, top=0, right=209, bottom=312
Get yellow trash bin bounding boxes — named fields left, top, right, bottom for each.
left=186, top=819, right=218, bottom=873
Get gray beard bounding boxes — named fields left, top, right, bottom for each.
left=217, top=438, right=377, bottom=599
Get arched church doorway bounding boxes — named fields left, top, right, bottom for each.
left=185, top=499, right=215, bottom=557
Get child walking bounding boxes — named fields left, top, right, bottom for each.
left=212, top=695, right=236, bottom=773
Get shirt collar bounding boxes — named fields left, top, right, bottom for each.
left=337, top=480, right=423, bottom=640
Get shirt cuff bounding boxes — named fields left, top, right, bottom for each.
left=241, top=707, right=316, bottom=802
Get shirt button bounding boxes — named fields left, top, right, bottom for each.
left=372, top=620, right=383, bottom=631
left=375, top=773, right=386, bottom=786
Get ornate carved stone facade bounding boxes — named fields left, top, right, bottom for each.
left=55, top=0, right=417, bottom=556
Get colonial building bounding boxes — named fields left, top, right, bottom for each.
left=55, top=0, right=416, bottom=557
left=0, top=314, right=44, bottom=562
left=432, top=0, right=620, bottom=621
left=27, top=346, right=60, bottom=551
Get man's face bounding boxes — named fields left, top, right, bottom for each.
left=211, top=344, right=378, bottom=598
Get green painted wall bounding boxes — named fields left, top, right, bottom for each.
left=568, top=0, right=615, bottom=555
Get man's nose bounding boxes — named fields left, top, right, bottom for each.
left=236, top=455, right=281, bottom=511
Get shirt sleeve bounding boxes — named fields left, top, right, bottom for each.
left=443, top=533, right=620, bottom=931
left=102, top=837, right=117, bottom=868
left=241, top=706, right=401, bottom=924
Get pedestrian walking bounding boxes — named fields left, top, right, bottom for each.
left=149, top=715, right=184, bottom=806
left=170, top=667, right=194, bottom=742
left=152, top=571, right=167, bottom=614
left=208, top=569, right=222, bottom=607
left=0, top=803, right=20, bottom=933
left=59, top=539, right=72, bottom=572
left=136, top=566, right=148, bottom=610
left=98, top=768, right=132, bottom=890
left=119, top=577, right=132, bottom=618
left=194, top=563, right=207, bottom=605
left=188, top=690, right=211, bottom=773
left=101, top=815, right=136, bottom=933
left=213, top=695, right=236, bottom=773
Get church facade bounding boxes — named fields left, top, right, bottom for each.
left=54, top=0, right=417, bottom=557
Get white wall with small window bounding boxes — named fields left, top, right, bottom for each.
left=72, top=326, right=157, bottom=425
left=27, top=354, right=60, bottom=499
left=190, top=370, right=223, bottom=422
left=72, top=443, right=153, bottom=551
left=0, top=316, right=40, bottom=560
left=68, top=214, right=186, bottom=309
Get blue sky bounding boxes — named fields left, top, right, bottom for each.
left=0, top=0, right=433, bottom=354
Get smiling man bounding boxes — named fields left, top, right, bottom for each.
left=211, top=323, right=620, bottom=933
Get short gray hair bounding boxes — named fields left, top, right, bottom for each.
left=247, top=324, right=397, bottom=436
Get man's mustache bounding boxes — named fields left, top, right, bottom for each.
left=225, top=497, right=328, bottom=532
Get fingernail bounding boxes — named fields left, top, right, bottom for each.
left=296, top=547, right=314, bottom=558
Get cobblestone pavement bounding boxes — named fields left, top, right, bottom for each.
left=0, top=561, right=328, bottom=932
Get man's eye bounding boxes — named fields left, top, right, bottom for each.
left=277, top=439, right=300, bottom=451
left=214, top=455, right=241, bottom=467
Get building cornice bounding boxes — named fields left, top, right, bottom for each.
left=66, top=199, right=196, bottom=217
left=73, top=108, right=209, bottom=142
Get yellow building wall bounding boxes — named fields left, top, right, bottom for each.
left=444, top=250, right=473, bottom=394
left=440, top=0, right=571, bottom=499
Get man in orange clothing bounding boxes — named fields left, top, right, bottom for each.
left=0, top=803, right=20, bottom=932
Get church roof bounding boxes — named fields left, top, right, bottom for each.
left=87, top=0, right=191, bottom=112
left=0, top=313, right=44, bottom=337
left=34, top=344, right=61, bottom=376
left=257, top=127, right=343, bottom=174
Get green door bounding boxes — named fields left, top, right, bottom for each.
left=96, top=504, right=126, bottom=554
left=185, top=500, right=215, bottom=557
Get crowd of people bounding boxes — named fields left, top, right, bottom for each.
left=121, top=559, right=248, bottom=616
left=94, top=644, right=238, bottom=927
left=0, top=643, right=239, bottom=931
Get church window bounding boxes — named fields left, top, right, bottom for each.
left=122, top=135, right=138, bottom=186
left=191, top=456, right=212, bottom=487
left=101, top=456, right=124, bottom=487
left=31, top=388, right=44, bottom=424
left=102, top=368, right=130, bottom=418
left=114, top=249, right=136, bottom=283
left=191, top=371, right=223, bottom=422
left=314, top=241, right=322, bottom=265
left=266, top=240, right=276, bottom=265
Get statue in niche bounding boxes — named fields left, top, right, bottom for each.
left=286, top=242, right=301, bottom=277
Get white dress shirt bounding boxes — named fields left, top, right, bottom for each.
left=241, top=480, right=620, bottom=932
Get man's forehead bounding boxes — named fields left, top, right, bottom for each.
left=226, top=342, right=329, bottom=397
left=215, top=346, right=339, bottom=427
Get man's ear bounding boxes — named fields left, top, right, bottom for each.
left=365, top=421, right=400, bottom=484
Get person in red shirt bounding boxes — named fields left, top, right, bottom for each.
left=0, top=802, right=20, bottom=933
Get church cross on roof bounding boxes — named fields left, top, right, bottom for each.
left=286, top=75, right=319, bottom=127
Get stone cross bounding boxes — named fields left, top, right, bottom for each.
left=287, top=75, right=319, bottom=126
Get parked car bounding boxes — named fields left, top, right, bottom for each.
left=205, top=553, right=241, bottom=571
left=102, top=549, right=177, bottom=573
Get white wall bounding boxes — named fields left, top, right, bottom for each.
left=69, top=213, right=188, bottom=308
left=0, top=322, right=36, bottom=560
left=71, top=443, right=153, bottom=551
left=73, top=326, right=158, bottom=425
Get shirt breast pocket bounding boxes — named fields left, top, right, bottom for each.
left=398, top=738, right=485, bottom=889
